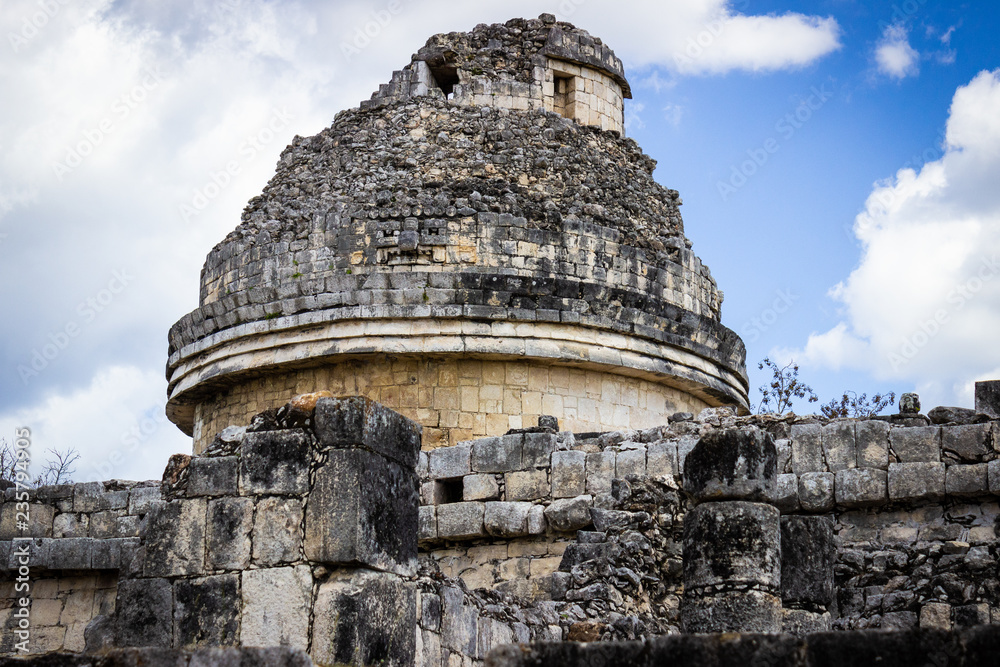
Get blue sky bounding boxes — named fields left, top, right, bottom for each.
left=2, top=0, right=999, bottom=482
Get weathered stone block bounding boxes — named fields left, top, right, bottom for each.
left=239, top=430, right=310, bottom=495
left=252, top=496, right=303, bottom=566
left=781, top=609, right=831, bottom=635
left=544, top=495, right=593, bottom=532
left=835, top=468, right=887, bottom=508
left=174, top=574, right=240, bottom=648
left=797, top=472, right=835, bottom=512
left=143, top=499, right=206, bottom=577
left=920, top=602, right=952, bottom=630
left=790, top=423, right=823, bottom=474
left=775, top=474, right=799, bottom=513
left=822, top=421, right=856, bottom=472
left=615, top=447, right=646, bottom=478
left=551, top=450, right=586, bottom=498
left=683, top=501, right=781, bottom=591
left=188, top=457, right=238, bottom=497
left=989, top=459, right=1000, bottom=494
left=314, top=396, right=421, bottom=468
left=527, top=505, right=546, bottom=534
left=128, top=486, right=162, bottom=515
left=49, top=537, right=93, bottom=569
left=585, top=451, right=615, bottom=494
left=942, top=423, right=994, bottom=463
left=683, top=428, right=777, bottom=502
left=780, top=515, right=834, bottom=608
left=522, top=433, right=556, bottom=468
left=775, top=439, right=792, bottom=474
left=53, top=512, right=88, bottom=538
left=681, top=589, right=781, bottom=634
left=311, top=570, right=416, bottom=667
left=890, top=426, right=941, bottom=462
left=463, top=474, right=499, bottom=501
left=856, top=419, right=890, bottom=469
left=428, top=445, right=471, bottom=480
left=946, top=463, right=989, bottom=496
left=418, top=505, right=437, bottom=541
left=888, top=462, right=946, bottom=501
left=484, top=502, right=532, bottom=537
left=440, top=586, right=478, bottom=657
left=975, top=380, right=1000, bottom=418
left=89, top=511, right=120, bottom=539
left=207, top=497, right=253, bottom=570
left=92, top=538, right=125, bottom=570
left=115, top=578, right=172, bottom=648
left=646, top=441, right=678, bottom=481
left=74, top=483, right=128, bottom=513
left=241, top=566, right=312, bottom=650
left=471, top=436, right=522, bottom=473
left=0, top=502, right=54, bottom=539
left=504, top=470, right=548, bottom=500
left=305, top=448, right=417, bottom=576
left=436, top=502, right=485, bottom=540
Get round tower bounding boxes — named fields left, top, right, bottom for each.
left=166, top=14, right=749, bottom=452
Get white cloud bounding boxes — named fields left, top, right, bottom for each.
left=875, top=24, right=920, bottom=79
left=782, top=70, right=1000, bottom=409
left=663, top=103, right=684, bottom=126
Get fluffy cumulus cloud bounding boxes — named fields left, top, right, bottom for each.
left=875, top=24, right=920, bottom=79
left=0, top=0, right=842, bottom=481
left=781, top=70, right=1000, bottom=408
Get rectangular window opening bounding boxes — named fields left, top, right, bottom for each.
left=554, top=74, right=575, bottom=120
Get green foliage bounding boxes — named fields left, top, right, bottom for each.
left=755, top=357, right=818, bottom=415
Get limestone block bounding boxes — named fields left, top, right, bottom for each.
left=115, top=578, right=172, bottom=647
left=143, top=498, right=207, bottom=577
left=955, top=603, right=990, bottom=627
left=822, top=421, right=856, bottom=472
left=683, top=428, right=777, bottom=503
left=252, top=496, right=303, bottom=566
left=305, top=449, right=417, bottom=576
left=683, top=501, right=781, bottom=592
left=436, top=502, right=486, bottom=540
left=798, top=472, right=835, bottom=512
left=0, top=503, right=53, bottom=539
left=888, top=462, right=946, bottom=501
left=835, top=468, right=888, bottom=508
left=128, top=486, right=162, bottom=515
left=522, top=433, right=556, bottom=468
left=311, top=570, right=416, bottom=667
left=188, top=457, right=239, bottom=497
left=207, top=497, right=253, bottom=570
left=780, top=515, right=834, bottom=608
left=239, top=430, right=310, bottom=496
left=790, top=423, right=823, bottom=474
left=775, top=474, right=799, bottom=513
left=314, top=395, right=421, bottom=469
left=440, top=586, right=478, bottom=657
left=775, top=439, right=792, bottom=474
left=646, top=441, right=678, bottom=481
left=615, top=447, right=646, bottom=479
left=890, top=426, right=941, bottom=462
left=471, top=435, right=523, bottom=473
left=551, top=451, right=586, bottom=498
left=484, top=502, right=532, bottom=537
left=53, top=513, right=88, bottom=538
left=881, top=611, right=918, bottom=630
left=782, top=609, right=831, bottom=635
left=74, top=483, right=128, bottom=512
left=544, top=495, right=593, bottom=532
left=989, top=459, right=1000, bottom=494
left=681, top=589, right=781, bottom=634
left=856, top=420, right=890, bottom=469
left=241, top=566, right=312, bottom=650
left=418, top=506, right=437, bottom=541
left=585, top=451, right=615, bottom=494
left=429, top=445, right=471, bottom=480
left=527, top=505, right=546, bottom=535
left=505, top=470, right=549, bottom=500
left=975, top=380, right=1000, bottom=418
left=463, top=474, right=499, bottom=501
left=942, top=423, right=994, bottom=463
left=89, top=511, right=119, bottom=540
left=920, top=602, right=952, bottom=630
left=174, top=574, right=240, bottom=648
left=946, top=463, right=989, bottom=497
left=676, top=435, right=699, bottom=475
left=49, top=538, right=93, bottom=570
left=92, top=538, right=125, bottom=570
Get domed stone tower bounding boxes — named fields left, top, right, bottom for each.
left=166, top=14, right=749, bottom=452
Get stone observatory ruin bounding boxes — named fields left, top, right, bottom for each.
left=5, top=13, right=1000, bottom=667
left=163, top=13, right=749, bottom=454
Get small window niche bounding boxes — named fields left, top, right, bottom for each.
left=429, top=65, right=460, bottom=99
left=553, top=73, right=576, bottom=120
left=434, top=478, right=464, bottom=504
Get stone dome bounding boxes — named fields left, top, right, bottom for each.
left=166, top=15, right=749, bottom=452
